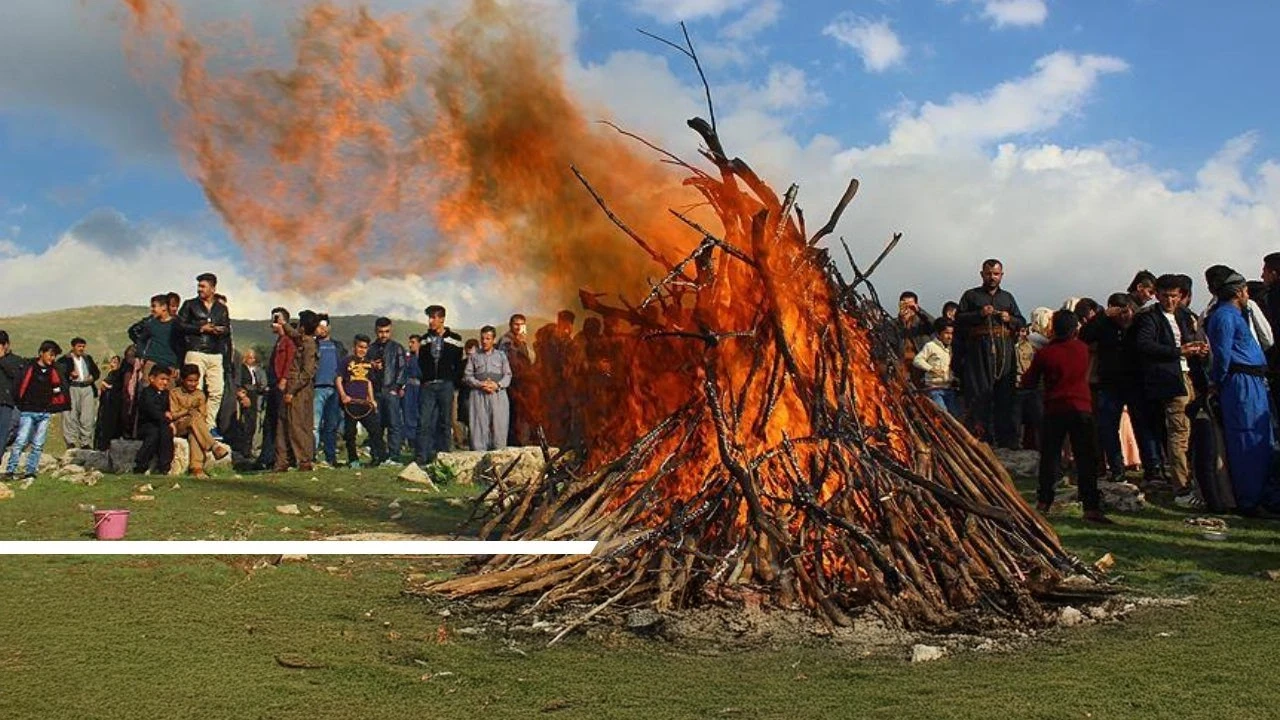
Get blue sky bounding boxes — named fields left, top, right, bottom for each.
left=0, top=0, right=1278, bottom=324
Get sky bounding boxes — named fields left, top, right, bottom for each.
left=1, top=0, right=1279, bottom=325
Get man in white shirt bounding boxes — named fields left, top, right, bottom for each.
left=56, top=337, right=100, bottom=450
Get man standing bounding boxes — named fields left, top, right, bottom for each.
left=1132, top=274, right=1207, bottom=492
left=955, top=259, right=1026, bottom=448
left=1128, top=270, right=1158, bottom=309
left=415, top=305, right=464, bottom=466
left=464, top=326, right=513, bottom=451
left=175, top=273, right=231, bottom=428
left=274, top=310, right=318, bottom=472
left=1205, top=268, right=1280, bottom=516
left=369, top=317, right=407, bottom=464
left=257, top=308, right=294, bottom=471
left=402, top=334, right=422, bottom=449
left=312, top=314, right=346, bottom=467
left=498, top=314, right=534, bottom=445
left=0, top=331, right=23, bottom=458
left=896, top=291, right=935, bottom=363
left=1080, top=293, right=1159, bottom=480
left=57, top=337, right=100, bottom=450
left=128, top=294, right=181, bottom=377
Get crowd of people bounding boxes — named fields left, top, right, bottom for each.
left=897, top=256, right=1280, bottom=522
left=0, top=273, right=600, bottom=481
left=4, top=258, right=1280, bottom=524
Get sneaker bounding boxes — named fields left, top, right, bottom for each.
left=210, top=429, right=224, bottom=441
left=379, top=459, right=403, bottom=468
left=347, top=461, right=363, bottom=469
left=315, top=461, right=333, bottom=470
left=1173, top=492, right=1204, bottom=510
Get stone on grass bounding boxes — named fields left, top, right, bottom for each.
left=108, top=439, right=143, bottom=473
left=397, top=462, right=438, bottom=490
left=63, top=448, right=110, bottom=472
left=276, top=504, right=301, bottom=516
left=433, top=451, right=484, bottom=483
left=276, top=554, right=309, bottom=564
left=911, top=644, right=947, bottom=663
left=0, top=483, right=13, bottom=501
left=1059, top=606, right=1085, bottom=627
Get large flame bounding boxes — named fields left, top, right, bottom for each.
left=119, top=0, right=917, bottom=581
left=119, top=0, right=707, bottom=300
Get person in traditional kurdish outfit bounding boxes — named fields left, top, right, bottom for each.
left=954, top=259, right=1026, bottom=448
left=464, top=326, right=513, bottom=451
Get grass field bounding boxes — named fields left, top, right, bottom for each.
left=0, top=459, right=1277, bottom=719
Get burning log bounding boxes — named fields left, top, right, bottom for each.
left=420, top=116, right=1086, bottom=635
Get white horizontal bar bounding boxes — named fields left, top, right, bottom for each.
left=0, top=540, right=598, bottom=556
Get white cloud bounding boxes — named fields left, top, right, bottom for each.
left=822, top=15, right=907, bottom=73
left=0, top=211, right=542, bottom=328
left=721, top=0, right=782, bottom=40
left=982, top=0, right=1049, bottom=28
left=629, top=0, right=750, bottom=23
left=753, top=64, right=827, bottom=111
left=860, top=52, right=1128, bottom=157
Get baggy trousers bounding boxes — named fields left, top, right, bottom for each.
left=62, top=385, right=97, bottom=448
left=184, top=351, right=224, bottom=429
left=173, top=413, right=217, bottom=472
left=274, top=387, right=315, bottom=470
left=468, top=388, right=510, bottom=451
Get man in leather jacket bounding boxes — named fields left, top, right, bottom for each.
left=175, top=273, right=231, bottom=429
left=369, top=317, right=408, bottom=464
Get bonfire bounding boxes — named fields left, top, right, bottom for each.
left=423, top=100, right=1088, bottom=633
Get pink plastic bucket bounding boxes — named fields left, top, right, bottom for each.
left=93, top=510, right=130, bottom=541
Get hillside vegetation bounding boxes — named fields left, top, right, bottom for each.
left=0, top=306, right=515, bottom=358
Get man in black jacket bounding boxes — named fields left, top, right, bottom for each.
left=133, top=365, right=174, bottom=475
left=1081, top=293, right=1161, bottom=479
left=175, top=273, right=231, bottom=429
left=369, top=317, right=408, bottom=463
left=415, top=305, right=464, bottom=466
left=1132, top=274, right=1209, bottom=492
left=0, top=330, right=24, bottom=457
left=57, top=337, right=101, bottom=450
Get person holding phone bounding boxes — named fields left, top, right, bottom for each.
left=1132, top=274, right=1207, bottom=493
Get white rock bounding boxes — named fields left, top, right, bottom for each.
left=911, top=644, right=946, bottom=663
left=397, top=462, right=438, bottom=490
left=276, top=504, right=301, bottom=516
left=1059, top=607, right=1085, bottom=627
left=276, top=554, right=309, bottom=564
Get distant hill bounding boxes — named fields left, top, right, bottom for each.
left=0, top=306, right=517, bottom=359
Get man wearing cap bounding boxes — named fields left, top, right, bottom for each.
left=415, top=305, right=465, bottom=466
left=56, top=337, right=100, bottom=449
left=1204, top=266, right=1280, bottom=516
left=1132, top=274, right=1208, bottom=492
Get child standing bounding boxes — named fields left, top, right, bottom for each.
left=1020, top=311, right=1113, bottom=524
left=5, top=341, right=70, bottom=481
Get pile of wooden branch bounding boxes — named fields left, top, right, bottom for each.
left=418, top=112, right=1086, bottom=634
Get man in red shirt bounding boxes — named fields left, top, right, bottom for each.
left=1020, top=310, right=1113, bottom=524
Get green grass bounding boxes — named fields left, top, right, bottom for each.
left=0, top=465, right=1277, bottom=719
